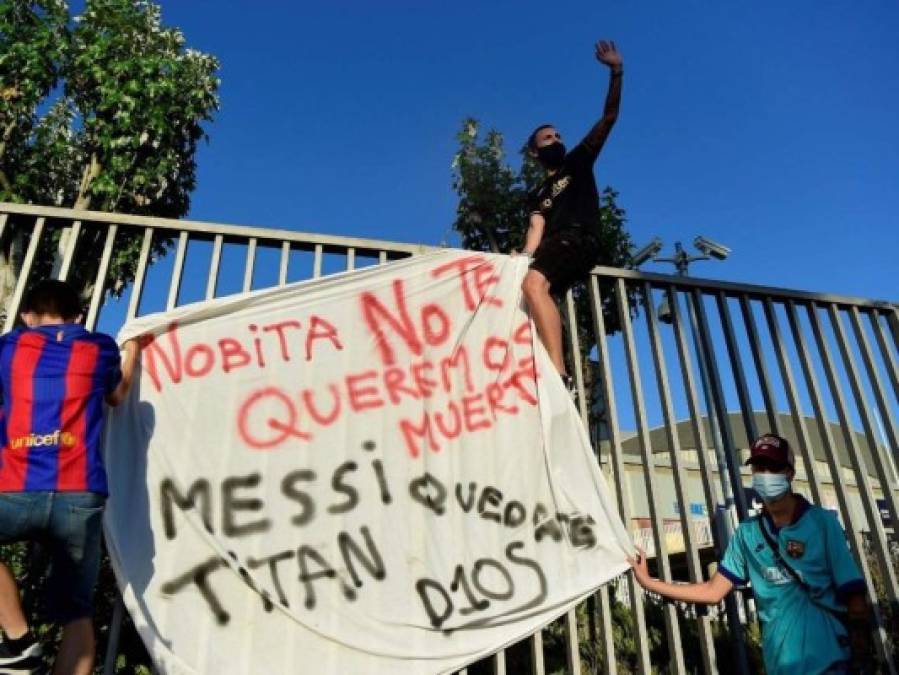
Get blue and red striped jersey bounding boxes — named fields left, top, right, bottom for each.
left=0, top=324, right=122, bottom=495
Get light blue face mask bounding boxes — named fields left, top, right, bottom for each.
left=752, top=472, right=791, bottom=502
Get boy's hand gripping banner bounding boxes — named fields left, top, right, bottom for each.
left=105, top=250, right=632, bottom=675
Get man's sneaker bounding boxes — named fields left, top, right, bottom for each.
left=0, top=636, right=44, bottom=674
left=561, top=373, right=578, bottom=400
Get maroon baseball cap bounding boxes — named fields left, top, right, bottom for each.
left=745, top=433, right=794, bottom=468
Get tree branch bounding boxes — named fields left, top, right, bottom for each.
left=73, top=152, right=101, bottom=210
left=482, top=226, right=500, bottom=253
left=0, top=119, right=18, bottom=167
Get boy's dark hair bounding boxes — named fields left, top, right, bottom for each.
left=22, top=280, right=82, bottom=321
left=527, top=123, right=555, bottom=151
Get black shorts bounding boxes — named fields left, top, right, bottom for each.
left=529, top=229, right=601, bottom=296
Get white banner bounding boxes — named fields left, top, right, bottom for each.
left=105, top=250, right=632, bottom=675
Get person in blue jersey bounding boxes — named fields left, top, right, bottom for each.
left=628, top=433, right=873, bottom=674
left=0, top=280, right=140, bottom=675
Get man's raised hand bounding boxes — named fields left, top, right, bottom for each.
left=595, top=40, right=622, bottom=71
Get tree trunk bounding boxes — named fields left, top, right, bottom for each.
left=0, top=114, right=28, bottom=317
left=0, top=231, right=25, bottom=326
left=53, top=154, right=102, bottom=283
left=482, top=225, right=500, bottom=254
left=73, top=153, right=101, bottom=211
left=0, top=120, right=18, bottom=193
left=0, top=119, right=17, bottom=163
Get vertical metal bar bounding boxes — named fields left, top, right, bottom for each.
left=827, top=305, right=899, bottom=535
left=850, top=308, right=899, bottom=464
left=166, top=231, right=189, bottom=311
left=84, top=224, right=118, bottom=331
left=346, top=246, right=355, bottom=271
left=588, top=276, right=651, bottom=675
left=739, top=295, right=781, bottom=435
left=242, top=237, right=257, bottom=293
left=808, top=303, right=899, bottom=673
left=563, top=288, right=589, bottom=421
left=378, top=250, right=388, bottom=265
left=690, top=332, right=731, bottom=516
left=794, top=302, right=898, bottom=671
left=57, top=220, right=82, bottom=281
left=869, top=309, right=899, bottom=403
left=126, top=228, right=154, bottom=321
left=313, top=243, right=323, bottom=278
left=888, top=308, right=899, bottom=356
left=690, top=289, right=748, bottom=520
left=0, top=213, right=8, bottom=242
left=671, top=289, right=720, bottom=519
left=278, top=241, right=290, bottom=286
left=530, top=629, right=546, bottom=675
left=809, top=305, right=899, bottom=596
left=596, top=587, right=615, bottom=675
left=762, top=298, right=823, bottom=504
left=686, top=292, right=751, bottom=675
left=206, top=234, right=223, bottom=300
left=493, top=650, right=506, bottom=675
left=563, top=609, right=581, bottom=675
left=560, top=293, right=585, bottom=675
left=101, top=595, right=126, bottom=675
left=785, top=301, right=871, bottom=568
left=561, top=286, right=612, bottom=670
left=615, top=278, right=686, bottom=675
left=643, top=283, right=716, bottom=674
left=716, top=292, right=760, bottom=445
left=4, top=217, right=46, bottom=333
left=686, top=297, right=736, bottom=520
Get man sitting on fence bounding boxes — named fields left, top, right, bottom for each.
left=629, top=433, right=873, bottom=674
left=517, top=39, right=622, bottom=394
left=0, top=280, right=139, bottom=675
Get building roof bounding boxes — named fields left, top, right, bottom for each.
left=615, top=411, right=889, bottom=475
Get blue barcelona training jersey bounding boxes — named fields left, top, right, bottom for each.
left=720, top=496, right=866, bottom=674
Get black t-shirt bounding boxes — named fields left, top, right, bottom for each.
left=528, top=142, right=601, bottom=237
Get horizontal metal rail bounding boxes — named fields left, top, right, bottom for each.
left=0, top=202, right=432, bottom=257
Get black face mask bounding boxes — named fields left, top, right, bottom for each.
left=536, top=141, right=566, bottom=169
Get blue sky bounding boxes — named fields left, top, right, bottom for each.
left=157, top=0, right=898, bottom=302
left=78, top=1, right=897, bottom=505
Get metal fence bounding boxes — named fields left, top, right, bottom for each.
left=0, top=202, right=896, bottom=674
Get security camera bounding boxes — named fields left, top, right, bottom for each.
left=693, top=236, right=731, bottom=261
left=656, top=294, right=674, bottom=324
left=631, top=237, right=663, bottom=267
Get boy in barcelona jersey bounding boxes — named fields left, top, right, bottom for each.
left=629, top=433, right=874, bottom=674
left=0, top=280, right=140, bottom=675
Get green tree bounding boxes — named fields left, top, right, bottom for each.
left=0, top=2, right=218, bottom=670
left=0, top=0, right=220, bottom=309
left=0, top=0, right=69, bottom=195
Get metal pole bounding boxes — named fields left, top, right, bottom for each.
left=685, top=290, right=751, bottom=675
left=588, top=276, right=652, bottom=674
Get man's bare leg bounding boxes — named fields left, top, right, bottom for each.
left=522, top=270, right=566, bottom=375
left=0, top=562, right=29, bottom=639
left=54, top=617, right=94, bottom=675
